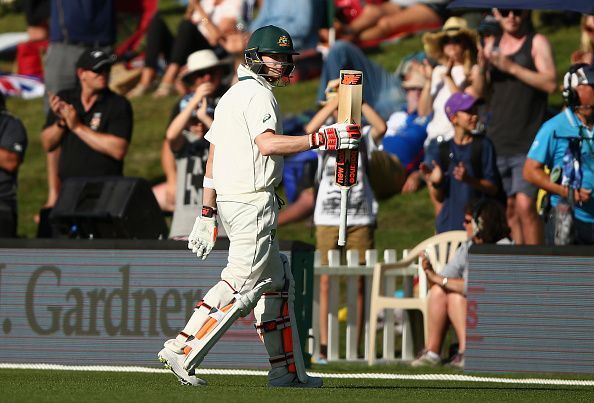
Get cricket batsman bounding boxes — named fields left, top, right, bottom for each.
left=157, top=25, right=361, bottom=387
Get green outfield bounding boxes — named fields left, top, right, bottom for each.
left=2, top=366, right=594, bottom=403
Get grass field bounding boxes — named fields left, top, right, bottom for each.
left=2, top=366, right=594, bottom=402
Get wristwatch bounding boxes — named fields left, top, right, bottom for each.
left=441, top=277, right=448, bottom=287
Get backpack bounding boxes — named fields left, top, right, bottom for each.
left=438, top=135, right=507, bottom=206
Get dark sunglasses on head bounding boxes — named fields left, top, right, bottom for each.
left=499, top=9, right=523, bottom=17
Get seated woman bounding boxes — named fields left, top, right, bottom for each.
left=129, top=0, right=245, bottom=98
left=411, top=199, right=512, bottom=368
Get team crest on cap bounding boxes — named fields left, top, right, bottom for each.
left=277, top=35, right=290, bottom=47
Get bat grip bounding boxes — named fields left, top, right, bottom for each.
left=338, top=188, right=349, bottom=246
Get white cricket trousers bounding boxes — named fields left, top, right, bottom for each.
left=217, top=190, right=284, bottom=293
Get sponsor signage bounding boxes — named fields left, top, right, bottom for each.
left=0, top=244, right=288, bottom=368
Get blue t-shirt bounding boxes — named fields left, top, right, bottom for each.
left=527, top=109, right=594, bottom=223
left=382, top=110, right=428, bottom=175
left=49, top=0, right=115, bottom=46
left=435, top=137, right=498, bottom=233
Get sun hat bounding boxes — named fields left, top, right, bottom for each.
left=181, top=49, right=230, bottom=82
left=422, top=17, right=478, bottom=63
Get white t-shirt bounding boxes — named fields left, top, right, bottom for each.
left=205, top=64, right=283, bottom=196
left=313, top=130, right=377, bottom=227
left=425, top=64, right=468, bottom=145
left=193, top=0, right=243, bottom=37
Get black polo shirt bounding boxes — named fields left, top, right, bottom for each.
left=0, top=111, right=28, bottom=202
left=44, top=88, right=133, bottom=180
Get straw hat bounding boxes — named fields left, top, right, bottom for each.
left=181, top=49, right=230, bottom=82
left=422, top=17, right=478, bottom=63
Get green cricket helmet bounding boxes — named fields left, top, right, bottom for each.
left=244, top=25, right=298, bottom=86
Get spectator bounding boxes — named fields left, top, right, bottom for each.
left=419, top=16, right=484, bottom=166
left=279, top=86, right=386, bottom=362
left=341, top=0, right=449, bottom=43
left=161, top=49, right=230, bottom=239
left=523, top=64, right=594, bottom=245
left=0, top=93, right=28, bottom=238
left=40, top=50, right=133, bottom=186
left=411, top=199, right=512, bottom=368
left=317, top=40, right=406, bottom=120
left=419, top=17, right=484, bottom=215
left=148, top=0, right=245, bottom=98
left=249, top=0, right=320, bottom=51
left=482, top=9, right=556, bottom=244
left=40, top=0, right=116, bottom=215
left=420, top=92, right=498, bottom=233
left=370, top=60, right=430, bottom=196
left=126, top=13, right=175, bottom=98
left=571, top=15, right=594, bottom=65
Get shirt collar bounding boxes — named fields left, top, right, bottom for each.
left=564, top=107, right=594, bottom=137
left=237, top=64, right=273, bottom=91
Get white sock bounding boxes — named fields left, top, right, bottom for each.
left=426, top=350, right=440, bottom=360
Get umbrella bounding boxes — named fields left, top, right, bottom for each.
left=448, top=0, right=594, bottom=14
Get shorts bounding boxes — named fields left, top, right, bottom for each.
left=496, top=154, right=537, bottom=199
left=544, top=212, right=594, bottom=245
left=316, top=225, right=375, bottom=266
left=368, top=150, right=405, bottom=200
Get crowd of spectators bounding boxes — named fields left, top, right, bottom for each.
left=1, top=0, right=594, bottom=369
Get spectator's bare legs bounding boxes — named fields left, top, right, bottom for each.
left=154, top=63, right=180, bottom=98
left=346, top=3, right=401, bottom=37
left=356, top=275, right=365, bottom=357
left=358, top=5, right=440, bottom=42
left=515, top=192, right=541, bottom=244
left=128, top=67, right=158, bottom=98
left=505, top=196, right=522, bottom=243
left=319, top=274, right=330, bottom=358
left=446, top=292, right=467, bottom=353
left=46, top=150, right=60, bottom=206
left=426, top=284, right=449, bottom=354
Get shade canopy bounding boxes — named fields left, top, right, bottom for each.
left=448, top=0, right=594, bottom=14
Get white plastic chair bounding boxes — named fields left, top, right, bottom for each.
left=367, top=231, right=467, bottom=365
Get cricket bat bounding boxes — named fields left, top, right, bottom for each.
left=335, top=70, right=363, bottom=246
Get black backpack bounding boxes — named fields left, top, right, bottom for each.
left=438, top=135, right=507, bottom=206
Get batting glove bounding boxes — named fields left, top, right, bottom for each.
left=188, top=206, right=218, bottom=260
left=309, top=123, right=361, bottom=151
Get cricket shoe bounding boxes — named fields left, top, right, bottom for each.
left=269, top=372, right=323, bottom=388
left=158, top=348, right=207, bottom=386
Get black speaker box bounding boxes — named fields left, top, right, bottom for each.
left=49, top=176, right=168, bottom=239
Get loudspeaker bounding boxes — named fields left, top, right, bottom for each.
left=49, top=176, right=168, bottom=239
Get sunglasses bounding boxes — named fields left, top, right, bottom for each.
left=464, top=218, right=472, bottom=225
left=441, top=36, right=464, bottom=46
left=499, top=9, right=523, bottom=17
left=585, top=25, right=594, bottom=34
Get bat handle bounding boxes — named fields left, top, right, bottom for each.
left=338, top=188, right=349, bottom=246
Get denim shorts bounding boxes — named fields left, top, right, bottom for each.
left=496, top=154, right=537, bottom=199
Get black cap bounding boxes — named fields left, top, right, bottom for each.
left=76, top=50, right=116, bottom=72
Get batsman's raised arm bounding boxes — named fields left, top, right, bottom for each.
left=254, top=123, right=361, bottom=156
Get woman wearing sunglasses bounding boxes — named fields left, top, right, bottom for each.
left=418, top=16, right=485, bottom=216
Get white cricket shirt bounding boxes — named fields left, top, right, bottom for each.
left=205, top=64, right=283, bottom=196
